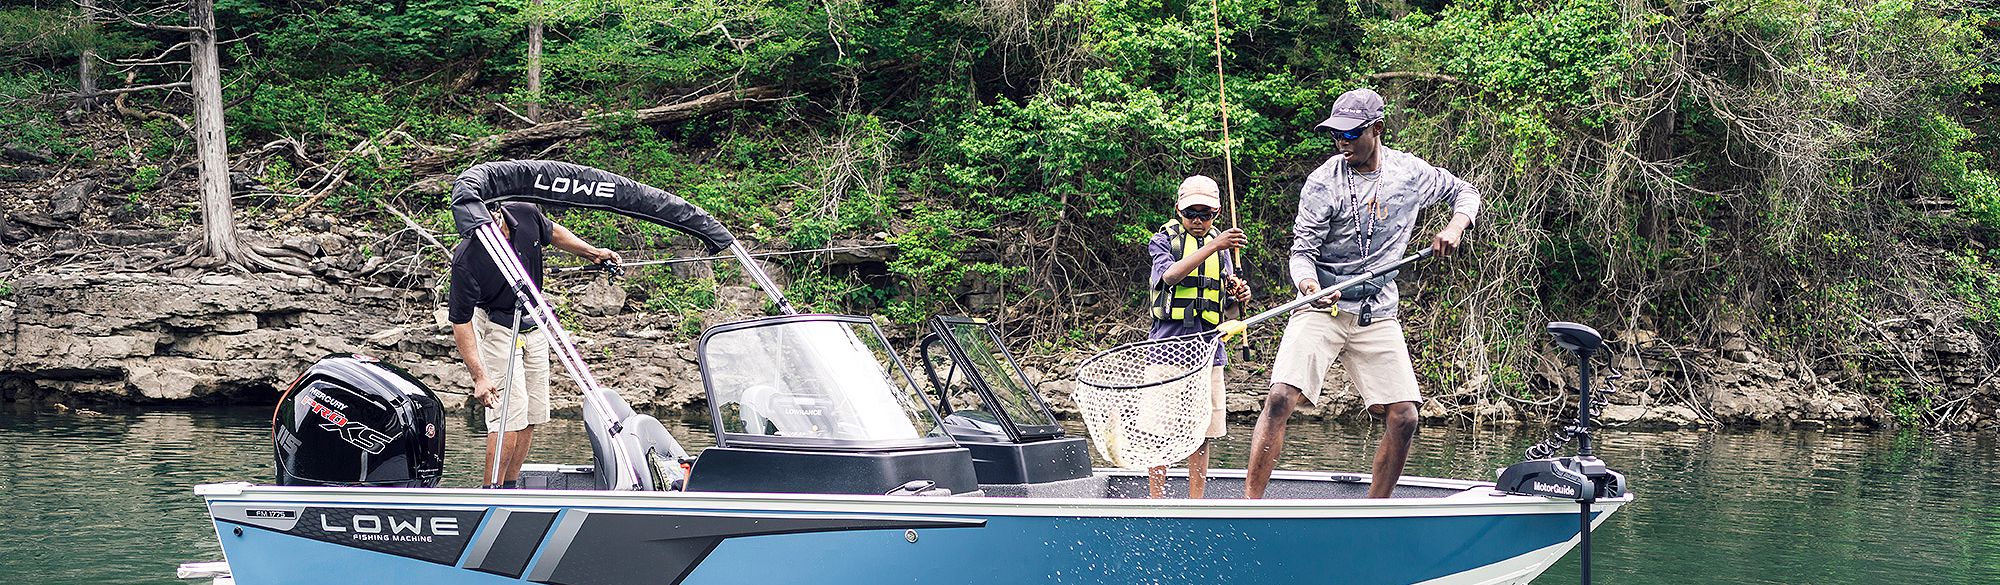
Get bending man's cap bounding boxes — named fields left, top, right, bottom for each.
left=1315, top=88, right=1385, bottom=133
left=1177, top=175, right=1222, bottom=210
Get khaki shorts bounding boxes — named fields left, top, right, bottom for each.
left=1269, top=310, right=1422, bottom=408
left=1141, top=364, right=1228, bottom=439
left=474, top=308, right=552, bottom=433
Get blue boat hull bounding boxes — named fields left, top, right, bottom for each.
left=198, top=473, right=1625, bottom=585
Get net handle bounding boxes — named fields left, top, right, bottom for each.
left=1219, top=249, right=1433, bottom=338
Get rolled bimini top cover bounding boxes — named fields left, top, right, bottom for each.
left=449, top=160, right=736, bottom=253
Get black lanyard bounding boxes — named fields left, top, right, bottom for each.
left=1343, top=165, right=1383, bottom=253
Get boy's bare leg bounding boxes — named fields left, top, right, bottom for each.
left=1186, top=440, right=1211, bottom=499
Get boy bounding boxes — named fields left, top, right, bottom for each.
left=1144, top=175, right=1252, bottom=498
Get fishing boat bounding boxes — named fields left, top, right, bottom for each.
left=182, top=161, right=1630, bottom=585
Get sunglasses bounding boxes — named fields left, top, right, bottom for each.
left=1179, top=208, right=1218, bottom=220
left=1331, top=123, right=1375, bottom=142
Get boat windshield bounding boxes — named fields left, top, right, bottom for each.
left=942, top=321, right=1059, bottom=431
left=702, top=318, right=946, bottom=446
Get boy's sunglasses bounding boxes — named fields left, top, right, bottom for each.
left=1180, top=208, right=1218, bottom=220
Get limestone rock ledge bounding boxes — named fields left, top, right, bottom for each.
left=0, top=271, right=704, bottom=416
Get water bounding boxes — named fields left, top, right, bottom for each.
left=3, top=403, right=1997, bottom=584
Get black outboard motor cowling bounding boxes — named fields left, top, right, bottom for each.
left=274, top=354, right=444, bottom=487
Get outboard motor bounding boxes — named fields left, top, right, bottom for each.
left=274, top=354, right=445, bottom=488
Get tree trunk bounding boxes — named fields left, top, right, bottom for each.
left=79, top=0, right=99, bottom=110
left=189, top=0, right=241, bottom=264
left=526, top=0, right=543, bottom=123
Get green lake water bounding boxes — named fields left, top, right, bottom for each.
left=3, top=403, right=1997, bottom=584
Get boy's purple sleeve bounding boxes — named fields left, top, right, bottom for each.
left=1147, top=233, right=1175, bottom=290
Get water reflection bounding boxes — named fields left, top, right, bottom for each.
left=2, top=404, right=1996, bottom=584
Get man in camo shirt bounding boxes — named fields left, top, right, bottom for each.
left=1243, top=88, right=1482, bottom=499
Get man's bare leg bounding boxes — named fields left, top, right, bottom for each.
left=1244, top=383, right=1306, bottom=499
left=482, top=426, right=536, bottom=486
left=1186, top=439, right=1211, bottom=499
left=1367, top=401, right=1419, bottom=498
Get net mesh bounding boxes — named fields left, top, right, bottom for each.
left=1072, top=332, right=1222, bottom=469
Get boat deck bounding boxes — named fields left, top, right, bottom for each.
left=519, top=464, right=1485, bottom=500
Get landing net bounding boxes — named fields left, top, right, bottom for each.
left=1072, top=332, right=1223, bottom=469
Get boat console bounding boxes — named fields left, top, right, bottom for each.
left=915, top=317, right=1092, bottom=488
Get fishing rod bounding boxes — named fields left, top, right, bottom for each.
left=551, top=243, right=898, bottom=275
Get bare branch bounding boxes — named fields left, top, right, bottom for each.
left=1368, top=71, right=1463, bottom=84
left=110, top=41, right=193, bottom=65
left=493, top=101, right=537, bottom=126
left=68, top=80, right=190, bottom=99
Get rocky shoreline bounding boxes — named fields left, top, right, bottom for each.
left=4, top=266, right=1996, bottom=431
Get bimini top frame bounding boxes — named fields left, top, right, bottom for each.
left=448, top=160, right=796, bottom=490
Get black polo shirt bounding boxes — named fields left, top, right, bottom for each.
left=448, top=203, right=554, bottom=326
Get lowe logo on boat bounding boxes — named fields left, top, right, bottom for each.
left=534, top=174, right=617, bottom=198
left=1531, top=481, right=1578, bottom=497
left=320, top=513, right=461, bottom=540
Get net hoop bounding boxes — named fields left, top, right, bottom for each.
left=1072, top=331, right=1226, bottom=469
left=1073, top=332, right=1219, bottom=390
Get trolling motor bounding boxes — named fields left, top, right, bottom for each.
left=1494, top=321, right=1628, bottom=585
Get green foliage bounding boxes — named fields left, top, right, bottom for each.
left=886, top=206, right=1022, bottom=318
left=1947, top=250, right=2000, bottom=324
left=0, top=7, right=95, bottom=65
left=1371, top=0, right=1632, bottom=168
left=220, top=0, right=516, bottom=72
left=633, top=270, right=719, bottom=316
left=0, top=278, right=12, bottom=299
left=130, top=165, right=163, bottom=192
left=0, top=73, right=81, bottom=157
left=141, top=119, right=184, bottom=160
left=1916, top=114, right=2000, bottom=231
left=542, top=0, right=835, bottom=93
left=1873, top=375, right=1931, bottom=428
left=236, top=69, right=405, bottom=147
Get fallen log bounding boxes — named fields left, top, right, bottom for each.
left=407, top=85, right=787, bottom=175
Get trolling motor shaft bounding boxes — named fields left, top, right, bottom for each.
left=1494, top=321, right=1629, bottom=585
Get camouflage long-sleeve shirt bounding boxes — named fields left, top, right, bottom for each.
left=1287, top=147, right=1481, bottom=320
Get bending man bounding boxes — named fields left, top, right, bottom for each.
left=1244, top=88, right=1481, bottom=499
left=448, top=202, right=620, bottom=488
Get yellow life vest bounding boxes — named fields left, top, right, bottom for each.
left=1150, top=222, right=1226, bottom=326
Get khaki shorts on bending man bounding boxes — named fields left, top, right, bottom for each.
left=1268, top=310, right=1423, bottom=410
left=1244, top=87, right=1481, bottom=499
left=472, top=307, right=552, bottom=434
